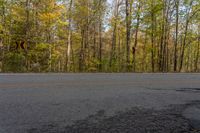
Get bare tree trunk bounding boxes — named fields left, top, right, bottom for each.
left=99, top=21, right=103, bottom=71
left=0, top=1, right=6, bottom=72
left=118, top=28, right=121, bottom=72
left=125, top=0, right=132, bottom=71
left=164, top=0, right=171, bottom=72
left=133, top=2, right=141, bottom=72
left=98, top=0, right=103, bottom=71
left=179, top=1, right=193, bottom=72
left=195, top=33, right=200, bottom=72
left=151, top=0, right=155, bottom=72
left=79, top=29, right=85, bottom=72
left=110, top=23, right=117, bottom=69
left=93, top=26, right=96, bottom=58
left=142, top=29, right=148, bottom=72
left=66, top=0, right=73, bottom=72
left=25, top=0, right=30, bottom=71
left=86, top=1, right=90, bottom=71
left=110, top=0, right=120, bottom=70
left=159, top=23, right=164, bottom=71
left=174, top=0, right=179, bottom=72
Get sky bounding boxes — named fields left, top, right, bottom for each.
left=108, top=0, right=112, bottom=5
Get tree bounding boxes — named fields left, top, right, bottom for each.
left=66, top=0, right=73, bottom=72
left=0, top=0, right=199, bottom=73
left=125, top=0, right=133, bottom=71
left=174, top=0, right=179, bottom=72
left=133, top=0, right=141, bottom=72
left=179, top=0, right=194, bottom=72
left=109, top=0, right=121, bottom=70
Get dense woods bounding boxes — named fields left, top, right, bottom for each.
left=0, top=0, right=199, bottom=72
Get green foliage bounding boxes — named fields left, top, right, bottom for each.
left=4, top=52, right=26, bottom=72
left=0, top=0, right=199, bottom=73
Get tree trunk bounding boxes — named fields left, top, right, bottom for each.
left=195, top=34, right=200, bottom=72
left=125, top=0, right=132, bottom=71
left=179, top=1, right=193, bottom=72
left=109, top=0, right=120, bottom=70
left=151, top=0, right=155, bottom=72
left=174, top=0, right=179, bottom=72
left=99, top=20, right=103, bottom=71
left=79, top=29, right=85, bottom=72
left=25, top=0, right=30, bottom=71
left=66, top=0, right=73, bottom=72
left=98, top=0, right=103, bottom=71
left=0, top=1, right=6, bottom=72
left=133, top=2, right=141, bottom=72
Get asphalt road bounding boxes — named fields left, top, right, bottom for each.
left=0, top=73, right=200, bottom=133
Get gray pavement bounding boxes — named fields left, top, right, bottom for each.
left=0, top=73, right=200, bottom=133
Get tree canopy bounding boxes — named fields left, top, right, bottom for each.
left=0, top=0, right=199, bottom=72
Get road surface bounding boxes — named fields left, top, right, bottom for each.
left=0, top=73, right=200, bottom=133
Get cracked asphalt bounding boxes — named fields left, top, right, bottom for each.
left=0, top=73, right=200, bottom=133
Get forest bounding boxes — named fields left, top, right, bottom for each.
left=0, top=0, right=199, bottom=72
